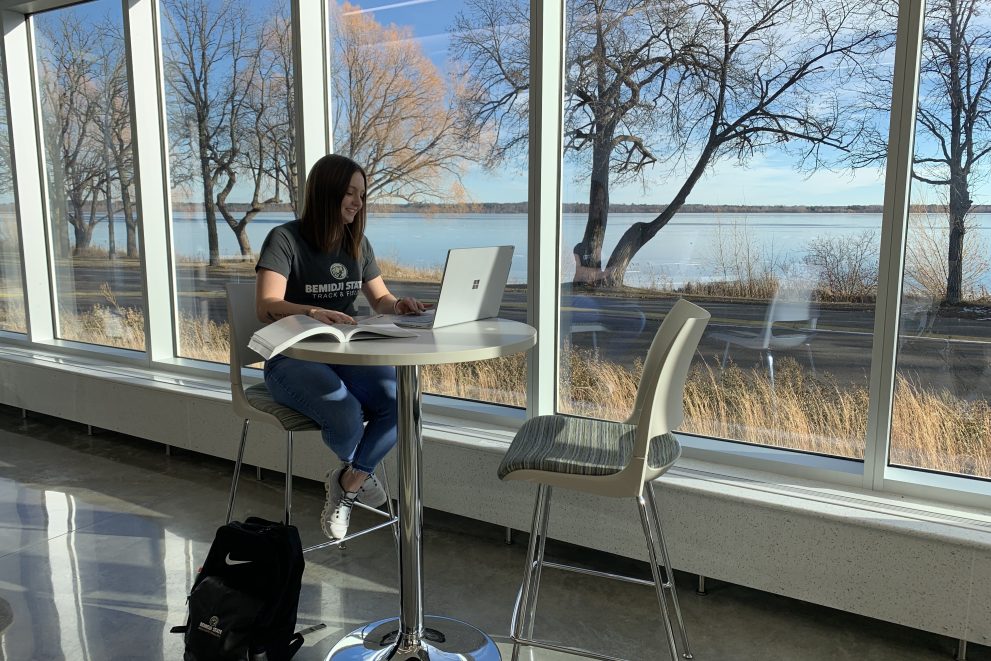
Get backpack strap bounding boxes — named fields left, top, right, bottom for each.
left=285, top=623, right=325, bottom=660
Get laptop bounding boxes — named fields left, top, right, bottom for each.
left=379, top=245, right=514, bottom=330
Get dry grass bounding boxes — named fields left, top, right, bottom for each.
left=890, top=377, right=991, bottom=478
left=11, top=296, right=991, bottom=480
left=0, top=293, right=26, bottom=333
left=682, top=359, right=867, bottom=458
left=376, top=258, right=443, bottom=283
left=421, top=353, right=527, bottom=406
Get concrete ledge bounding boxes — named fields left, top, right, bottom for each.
left=1, top=345, right=988, bottom=646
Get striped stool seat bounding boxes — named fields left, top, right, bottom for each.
left=244, top=383, right=320, bottom=432
left=498, top=416, right=680, bottom=479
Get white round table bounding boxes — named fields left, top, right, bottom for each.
left=284, top=318, right=536, bottom=661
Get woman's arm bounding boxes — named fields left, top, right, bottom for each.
left=362, top=276, right=429, bottom=315
left=256, top=268, right=356, bottom=324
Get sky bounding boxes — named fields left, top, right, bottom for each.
left=349, top=0, right=901, bottom=207
left=33, top=0, right=976, bottom=209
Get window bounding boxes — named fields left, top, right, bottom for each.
left=554, top=0, right=897, bottom=461
left=162, top=0, right=295, bottom=363
left=0, top=56, right=24, bottom=333
left=891, top=0, right=991, bottom=479
left=330, top=0, right=529, bottom=407
left=34, top=0, right=143, bottom=350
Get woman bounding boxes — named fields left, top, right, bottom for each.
left=255, top=154, right=427, bottom=540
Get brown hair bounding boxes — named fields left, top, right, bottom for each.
left=299, top=154, right=367, bottom=257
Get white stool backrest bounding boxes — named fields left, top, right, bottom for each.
left=626, top=298, right=711, bottom=464
left=225, top=282, right=264, bottom=409
left=762, top=283, right=816, bottom=344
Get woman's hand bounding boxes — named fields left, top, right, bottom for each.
left=308, top=308, right=355, bottom=325
left=393, top=297, right=431, bottom=315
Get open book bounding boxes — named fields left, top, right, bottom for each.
left=248, top=314, right=418, bottom=360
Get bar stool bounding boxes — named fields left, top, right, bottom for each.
left=224, top=283, right=397, bottom=550
left=499, top=298, right=710, bottom=660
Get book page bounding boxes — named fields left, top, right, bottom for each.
left=248, top=315, right=416, bottom=359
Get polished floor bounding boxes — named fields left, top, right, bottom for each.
left=0, top=405, right=986, bottom=661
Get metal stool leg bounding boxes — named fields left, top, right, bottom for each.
left=284, top=431, right=294, bottom=525
left=511, top=484, right=551, bottom=661
left=637, top=494, right=681, bottom=661
left=647, top=484, right=693, bottom=658
left=956, top=639, right=967, bottom=661
left=377, top=463, right=399, bottom=545
left=225, top=420, right=250, bottom=525
left=526, top=486, right=552, bottom=640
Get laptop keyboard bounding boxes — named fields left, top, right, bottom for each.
left=394, top=309, right=437, bottom=328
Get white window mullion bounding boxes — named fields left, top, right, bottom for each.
left=292, top=0, right=332, bottom=203
left=123, top=0, right=176, bottom=363
left=526, top=0, right=565, bottom=417
left=863, top=0, right=926, bottom=491
left=1, top=10, right=54, bottom=342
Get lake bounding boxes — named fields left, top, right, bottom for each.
left=7, top=210, right=991, bottom=289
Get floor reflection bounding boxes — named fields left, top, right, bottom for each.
left=0, top=480, right=186, bottom=661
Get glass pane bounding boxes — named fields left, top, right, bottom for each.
left=163, top=0, right=295, bottom=362
left=0, top=54, right=25, bottom=333
left=555, top=0, right=898, bottom=460
left=34, top=1, right=143, bottom=350
left=330, top=0, right=529, bottom=407
left=891, top=0, right=991, bottom=479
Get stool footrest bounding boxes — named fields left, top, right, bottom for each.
left=512, top=634, right=630, bottom=661
left=303, top=516, right=399, bottom=553
left=541, top=560, right=656, bottom=588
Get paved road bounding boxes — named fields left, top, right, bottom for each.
left=57, top=260, right=991, bottom=394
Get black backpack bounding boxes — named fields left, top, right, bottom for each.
left=174, top=517, right=310, bottom=661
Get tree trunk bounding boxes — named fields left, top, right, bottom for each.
left=200, top=156, right=220, bottom=267
left=72, top=221, right=89, bottom=254
left=944, top=0, right=968, bottom=304
left=235, top=225, right=252, bottom=256
left=946, top=175, right=970, bottom=303
left=69, top=196, right=91, bottom=254
left=122, top=187, right=138, bottom=258
left=605, top=142, right=720, bottom=285
left=215, top=205, right=256, bottom=257
left=573, top=136, right=612, bottom=284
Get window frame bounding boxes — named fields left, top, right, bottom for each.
left=0, top=0, right=986, bottom=510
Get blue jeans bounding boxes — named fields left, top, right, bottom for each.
left=263, top=354, right=398, bottom=474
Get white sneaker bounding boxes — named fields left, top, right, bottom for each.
left=357, top=473, right=388, bottom=508
left=322, top=467, right=358, bottom=539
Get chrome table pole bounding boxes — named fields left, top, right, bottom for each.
left=328, top=365, right=500, bottom=661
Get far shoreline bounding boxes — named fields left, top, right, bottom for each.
left=159, top=202, right=991, bottom=215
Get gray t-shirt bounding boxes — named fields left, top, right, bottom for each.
left=255, top=220, right=382, bottom=315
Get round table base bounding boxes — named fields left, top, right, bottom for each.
left=326, top=616, right=501, bottom=661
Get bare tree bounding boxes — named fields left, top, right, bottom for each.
left=0, top=68, right=11, bottom=200
left=94, top=20, right=139, bottom=259
left=804, top=231, right=879, bottom=300
left=910, top=0, right=991, bottom=304
left=36, top=14, right=108, bottom=256
left=333, top=2, right=469, bottom=202
left=253, top=5, right=297, bottom=214
left=454, top=0, right=894, bottom=285
left=164, top=0, right=262, bottom=262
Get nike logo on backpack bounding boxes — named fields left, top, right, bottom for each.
left=225, top=553, right=251, bottom=566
